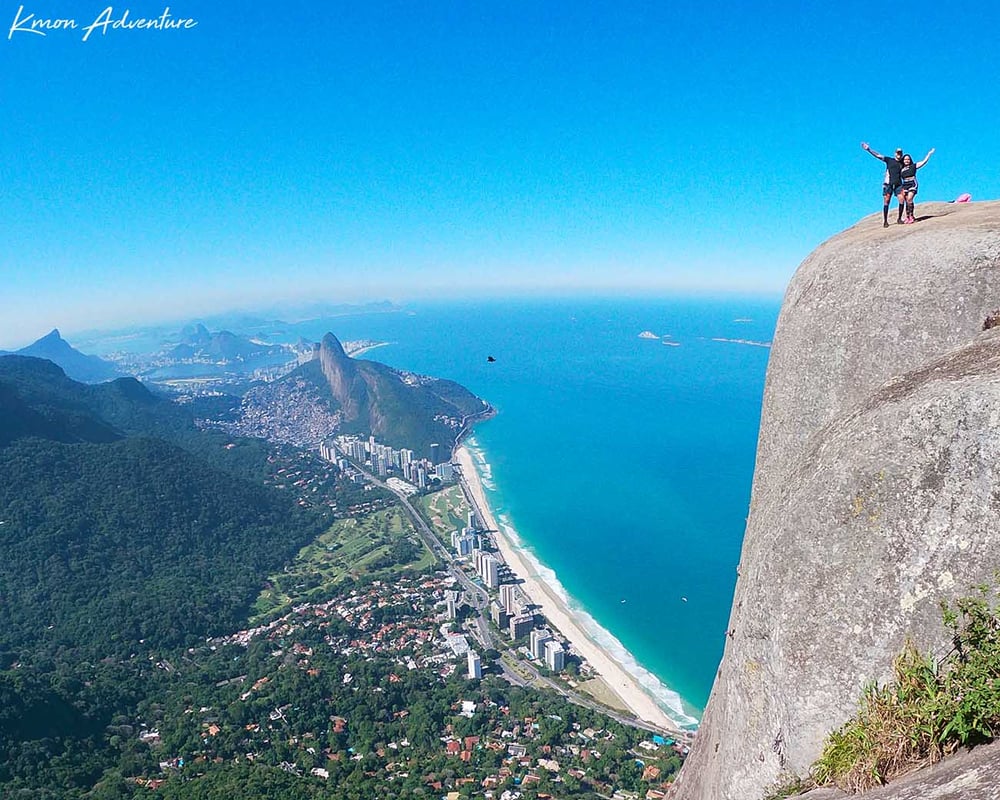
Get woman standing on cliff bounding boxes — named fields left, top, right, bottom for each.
left=899, top=149, right=935, bottom=223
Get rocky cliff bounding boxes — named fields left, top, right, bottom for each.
left=672, top=201, right=1000, bottom=800
left=303, top=333, right=488, bottom=459
left=317, top=332, right=369, bottom=423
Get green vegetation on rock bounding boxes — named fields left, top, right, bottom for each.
left=808, top=579, right=1000, bottom=793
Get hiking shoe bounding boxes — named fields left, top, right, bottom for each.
left=884, top=221, right=889, bottom=228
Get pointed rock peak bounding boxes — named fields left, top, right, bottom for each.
left=320, top=332, right=350, bottom=361
left=25, top=328, right=73, bottom=352
left=317, top=332, right=362, bottom=420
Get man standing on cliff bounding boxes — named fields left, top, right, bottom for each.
left=861, top=143, right=905, bottom=227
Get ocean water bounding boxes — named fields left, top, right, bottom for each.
left=281, top=296, right=779, bottom=725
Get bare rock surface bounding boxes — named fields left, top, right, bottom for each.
left=672, top=201, right=1000, bottom=800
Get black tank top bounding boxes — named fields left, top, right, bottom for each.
left=884, top=156, right=904, bottom=184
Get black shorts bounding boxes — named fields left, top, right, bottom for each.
left=883, top=182, right=903, bottom=198
left=901, top=179, right=918, bottom=196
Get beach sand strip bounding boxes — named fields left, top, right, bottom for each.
left=454, top=445, right=682, bottom=734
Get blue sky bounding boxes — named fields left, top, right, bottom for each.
left=2, top=0, right=998, bottom=347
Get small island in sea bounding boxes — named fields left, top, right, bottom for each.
left=711, top=337, right=772, bottom=348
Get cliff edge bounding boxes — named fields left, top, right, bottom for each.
left=672, top=200, right=1000, bottom=800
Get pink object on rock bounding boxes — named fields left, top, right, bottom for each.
left=955, top=193, right=972, bottom=203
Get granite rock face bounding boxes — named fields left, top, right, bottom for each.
left=672, top=201, right=1000, bottom=800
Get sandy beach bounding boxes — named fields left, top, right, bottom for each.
left=454, top=445, right=684, bottom=734
left=345, top=341, right=391, bottom=358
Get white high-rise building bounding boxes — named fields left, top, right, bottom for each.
left=544, top=640, right=565, bottom=672
left=467, top=651, right=482, bottom=680
left=500, top=583, right=519, bottom=615
left=481, top=554, right=500, bottom=589
left=530, top=628, right=553, bottom=661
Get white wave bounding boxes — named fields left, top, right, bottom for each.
left=464, top=437, right=496, bottom=490
left=464, top=437, right=700, bottom=728
left=492, top=530, right=700, bottom=729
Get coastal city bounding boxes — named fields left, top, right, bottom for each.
left=314, top=431, right=692, bottom=743
left=0, top=323, right=697, bottom=798
left=320, top=434, right=570, bottom=674
left=119, top=427, right=692, bottom=799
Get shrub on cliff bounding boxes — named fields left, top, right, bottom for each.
left=810, top=577, right=1000, bottom=793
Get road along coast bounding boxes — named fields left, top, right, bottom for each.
left=454, top=445, right=684, bottom=735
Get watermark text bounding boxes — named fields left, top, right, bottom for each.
left=8, top=5, right=198, bottom=41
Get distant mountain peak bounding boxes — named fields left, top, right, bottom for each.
left=15, top=330, right=122, bottom=384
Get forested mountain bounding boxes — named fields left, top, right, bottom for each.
left=0, top=356, right=335, bottom=795
left=0, top=355, right=276, bottom=478
left=0, top=435, right=323, bottom=659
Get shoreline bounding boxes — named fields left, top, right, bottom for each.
left=345, top=341, right=391, bottom=358
left=454, top=444, right=688, bottom=735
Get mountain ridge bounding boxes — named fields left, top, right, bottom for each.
left=9, top=328, right=123, bottom=383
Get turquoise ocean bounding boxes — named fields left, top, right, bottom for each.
left=286, top=296, right=779, bottom=728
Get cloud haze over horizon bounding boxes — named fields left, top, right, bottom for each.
left=3, top=0, right=998, bottom=346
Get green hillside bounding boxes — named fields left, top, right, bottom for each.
left=0, top=356, right=334, bottom=795
left=299, top=333, right=489, bottom=458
